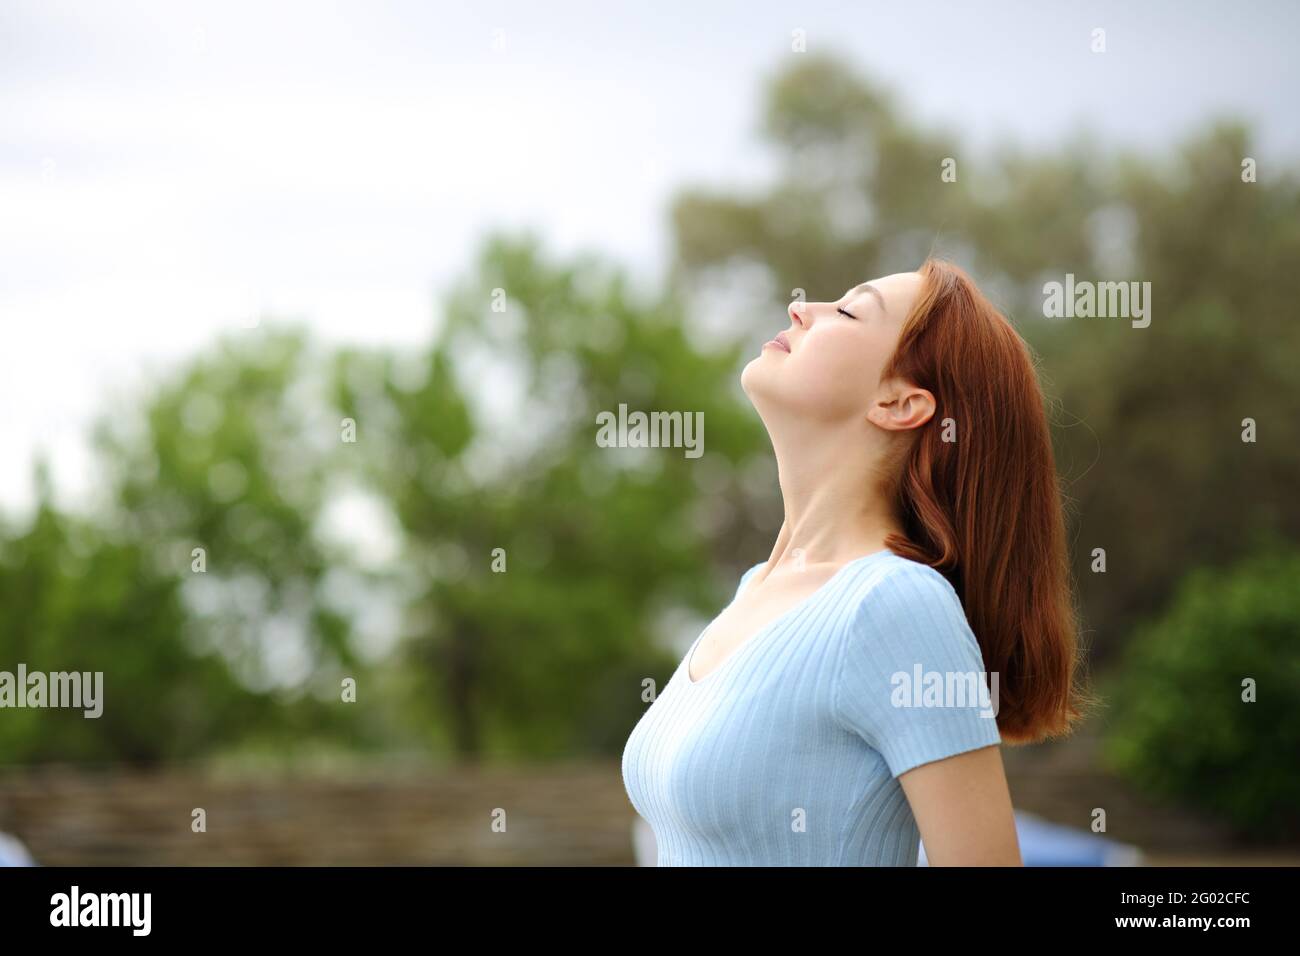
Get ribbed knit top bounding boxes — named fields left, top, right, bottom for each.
left=620, top=549, right=1002, bottom=866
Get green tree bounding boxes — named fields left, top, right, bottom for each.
left=80, top=326, right=379, bottom=761
left=0, top=467, right=273, bottom=764
left=1099, top=549, right=1300, bottom=840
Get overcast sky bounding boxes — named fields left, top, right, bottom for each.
left=2, top=0, right=1297, bottom=514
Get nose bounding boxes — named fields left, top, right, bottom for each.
left=788, top=300, right=810, bottom=328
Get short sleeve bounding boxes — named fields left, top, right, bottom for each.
left=834, top=564, right=1002, bottom=777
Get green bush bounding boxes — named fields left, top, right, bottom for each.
left=1099, top=549, right=1300, bottom=842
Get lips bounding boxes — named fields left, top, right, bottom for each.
left=764, top=331, right=791, bottom=353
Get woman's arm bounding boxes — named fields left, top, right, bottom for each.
left=899, top=744, right=1021, bottom=865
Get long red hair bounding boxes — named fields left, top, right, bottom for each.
left=878, top=259, right=1095, bottom=743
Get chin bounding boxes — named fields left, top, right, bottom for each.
left=739, top=356, right=767, bottom=396
left=740, top=361, right=785, bottom=417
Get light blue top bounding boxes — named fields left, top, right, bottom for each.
left=620, top=549, right=1002, bottom=866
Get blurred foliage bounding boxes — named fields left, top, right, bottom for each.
left=0, top=47, right=1297, bottom=845
left=0, top=468, right=222, bottom=765
left=0, top=330, right=393, bottom=764
left=89, top=326, right=358, bottom=691
left=1098, top=549, right=1300, bottom=841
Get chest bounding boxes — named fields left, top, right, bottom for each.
left=688, top=568, right=841, bottom=682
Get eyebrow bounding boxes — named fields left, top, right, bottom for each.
left=849, top=282, right=887, bottom=312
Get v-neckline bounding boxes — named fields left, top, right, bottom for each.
left=683, top=548, right=893, bottom=686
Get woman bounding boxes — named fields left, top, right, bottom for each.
left=621, top=258, right=1093, bottom=866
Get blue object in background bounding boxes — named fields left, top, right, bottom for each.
left=0, top=831, right=36, bottom=866
left=919, top=810, right=1143, bottom=866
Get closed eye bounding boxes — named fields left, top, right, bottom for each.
left=837, top=307, right=858, bottom=319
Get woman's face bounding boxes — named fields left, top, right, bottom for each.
left=741, top=271, right=925, bottom=424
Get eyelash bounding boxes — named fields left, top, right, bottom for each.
left=837, top=307, right=857, bottom=320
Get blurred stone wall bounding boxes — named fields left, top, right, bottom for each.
left=0, top=762, right=638, bottom=866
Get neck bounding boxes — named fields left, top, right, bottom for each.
left=763, top=418, right=903, bottom=569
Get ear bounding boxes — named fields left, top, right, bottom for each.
left=866, top=379, right=936, bottom=431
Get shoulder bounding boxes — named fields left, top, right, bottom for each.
left=833, top=554, right=982, bottom=667
left=838, top=554, right=962, bottom=617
